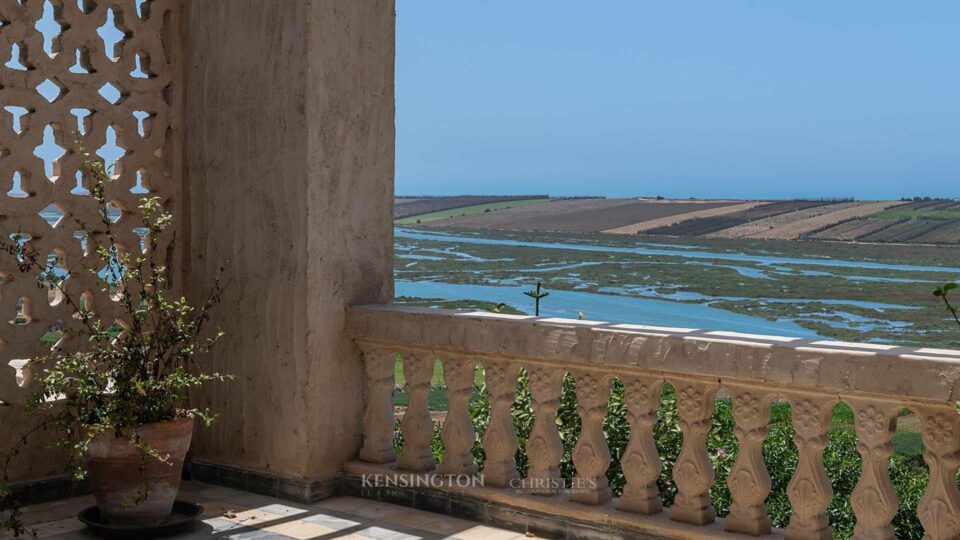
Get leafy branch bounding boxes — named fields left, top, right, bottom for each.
left=523, top=281, right=549, bottom=317
left=934, top=283, right=960, bottom=328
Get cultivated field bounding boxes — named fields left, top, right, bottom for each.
left=644, top=200, right=835, bottom=236
left=709, top=201, right=902, bottom=239
left=808, top=218, right=899, bottom=241
left=810, top=201, right=960, bottom=244
left=603, top=201, right=762, bottom=234
left=403, top=195, right=960, bottom=245
left=422, top=198, right=743, bottom=232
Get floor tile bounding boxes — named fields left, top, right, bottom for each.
left=254, top=503, right=313, bottom=518
left=29, top=517, right=88, bottom=539
left=261, top=520, right=342, bottom=539
left=383, top=512, right=478, bottom=535
left=226, top=508, right=287, bottom=527
left=353, top=524, right=433, bottom=540
left=201, top=499, right=250, bottom=518
left=450, top=525, right=527, bottom=540
left=300, top=510, right=365, bottom=530
left=316, top=497, right=410, bottom=520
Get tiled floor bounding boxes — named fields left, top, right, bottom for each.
left=2, top=482, right=535, bottom=539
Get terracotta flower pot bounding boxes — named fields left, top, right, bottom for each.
left=86, top=416, right=194, bottom=525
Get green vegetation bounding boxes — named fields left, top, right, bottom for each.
left=394, top=357, right=447, bottom=411
left=523, top=282, right=549, bottom=316
left=394, top=359, right=923, bottom=457
left=395, top=198, right=549, bottom=224
left=394, top=375, right=929, bottom=539
left=934, top=283, right=960, bottom=328
left=393, top=296, right=524, bottom=315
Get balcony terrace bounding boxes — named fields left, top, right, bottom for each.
left=4, top=482, right=530, bottom=540
left=2, top=1, right=960, bottom=539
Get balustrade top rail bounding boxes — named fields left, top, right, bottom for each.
left=348, top=304, right=960, bottom=405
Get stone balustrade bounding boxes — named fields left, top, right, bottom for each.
left=346, top=304, right=960, bottom=539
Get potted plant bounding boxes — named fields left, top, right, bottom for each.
left=0, top=149, right=229, bottom=534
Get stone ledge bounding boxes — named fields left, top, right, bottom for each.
left=1, top=474, right=90, bottom=509
left=343, top=460, right=784, bottom=539
left=3, top=462, right=340, bottom=510
left=190, top=459, right=341, bottom=503
left=348, top=304, right=960, bottom=404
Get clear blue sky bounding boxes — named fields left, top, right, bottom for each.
left=396, top=2, right=959, bottom=199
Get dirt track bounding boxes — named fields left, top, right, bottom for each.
left=710, top=201, right=900, bottom=239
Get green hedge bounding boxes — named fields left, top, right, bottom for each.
left=396, top=371, right=930, bottom=539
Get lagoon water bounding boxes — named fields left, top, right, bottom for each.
left=397, top=228, right=960, bottom=274
left=397, top=280, right=822, bottom=338
left=394, top=227, right=960, bottom=342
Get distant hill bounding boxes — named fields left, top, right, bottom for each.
left=394, top=195, right=549, bottom=219
left=397, top=196, right=960, bottom=245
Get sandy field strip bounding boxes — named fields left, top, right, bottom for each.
left=708, top=202, right=864, bottom=238
left=714, top=201, right=900, bottom=239
left=643, top=200, right=829, bottom=236
left=603, top=201, right=765, bottom=235
left=426, top=199, right=744, bottom=233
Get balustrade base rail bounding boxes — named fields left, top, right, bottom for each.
left=344, top=461, right=783, bottom=539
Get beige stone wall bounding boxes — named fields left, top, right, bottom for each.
left=182, top=0, right=395, bottom=479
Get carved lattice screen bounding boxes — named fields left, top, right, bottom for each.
left=0, top=0, right=181, bottom=405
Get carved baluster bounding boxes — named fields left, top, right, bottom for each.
left=571, top=372, right=613, bottom=505
left=725, top=386, right=774, bottom=535
left=618, top=376, right=664, bottom=515
left=358, top=346, right=396, bottom=463
left=438, top=356, right=477, bottom=475
left=785, top=394, right=837, bottom=540
left=482, top=361, right=520, bottom=487
left=917, top=405, right=960, bottom=540
left=398, top=351, right=436, bottom=472
left=669, top=380, right=718, bottom=525
left=848, top=398, right=900, bottom=540
left=524, top=366, right=565, bottom=495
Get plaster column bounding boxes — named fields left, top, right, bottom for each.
left=181, top=0, right=395, bottom=496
